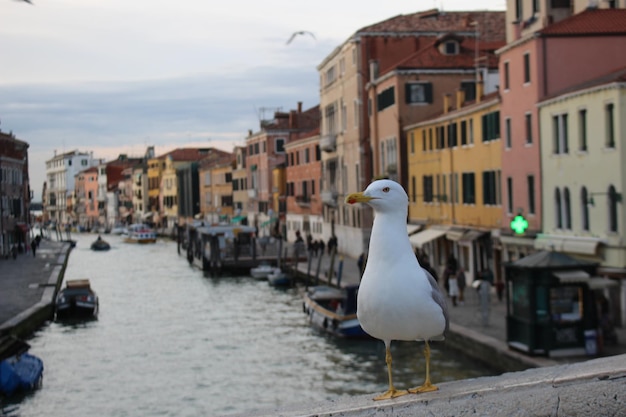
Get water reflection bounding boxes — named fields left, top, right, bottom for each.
left=5, top=233, right=494, bottom=416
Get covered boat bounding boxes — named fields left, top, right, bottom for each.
left=0, top=337, right=43, bottom=397
left=302, top=285, right=368, bottom=338
left=55, top=279, right=99, bottom=319
left=90, top=235, right=111, bottom=251
left=250, top=262, right=279, bottom=280
left=267, top=267, right=293, bottom=287
left=124, top=223, right=157, bottom=244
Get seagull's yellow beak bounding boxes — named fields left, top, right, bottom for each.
left=345, top=192, right=373, bottom=205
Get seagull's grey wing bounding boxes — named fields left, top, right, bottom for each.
left=306, top=31, right=316, bottom=39
left=286, top=33, right=297, bottom=44
left=423, top=267, right=449, bottom=339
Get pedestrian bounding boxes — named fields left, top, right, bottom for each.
left=318, top=239, right=325, bottom=256
left=456, top=268, right=466, bottom=304
left=448, top=271, right=459, bottom=306
left=31, top=239, right=37, bottom=257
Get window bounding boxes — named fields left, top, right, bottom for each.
left=523, top=53, right=530, bottom=83
left=405, top=82, right=433, bottom=104
left=515, top=0, right=523, bottom=21
left=353, top=100, right=359, bottom=128
left=555, top=188, right=562, bottom=229
left=423, top=175, right=434, bottom=202
left=444, top=40, right=459, bottom=55
left=581, top=187, right=590, bottom=231
left=460, top=120, right=467, bottom=146
left=341, top=99, right=347, bottom=131
left=528, top=175, right=535, bottom=215
left=503, top=62, right=510, bottom=90
left=606, top=103, right=615, bottom=148
left=532, top=0, right=539, bottom=13
left=505, top=117, right=512, bottom=148
left=609, top=185, right=619, bottom=232
left=578, top=109, right=587, bottom=152
left=411, top=176, right=416, bottom=203
left=447, top=122, right=458, bottom=148
left=482, top=171, right=498, bottom=205
left=525, top=112, right=533, bottom=144
left=552, top=113, right=569, bottom=154
left=325, top=104, right=337, bottom=135
left=377, top=87, right=395, bottom=111
left=507, top=177, right=513, bottom=214
left=482, top=111, right=500, bottom=142
left=275, top=138, right=285, bottom=153
left=468, top=119, right=474, bottom=144
left=563, top=187, right=571, bottom=230
left=417, top=131, right=422, bottom=153
left=304, top=148, right=310, bottom=163
left=462, top=172, right=475, bottom=204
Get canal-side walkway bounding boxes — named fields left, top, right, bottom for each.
left=289, top=251, right=626, bottom=370
left=0, top=238, right=72, bottom=340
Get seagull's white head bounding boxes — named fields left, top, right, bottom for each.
left=345, top=179, right=408, bottom=215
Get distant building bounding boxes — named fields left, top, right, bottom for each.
left=44, top=150, right=100, bottom=226
left=0, top=130, right=30, bottom=256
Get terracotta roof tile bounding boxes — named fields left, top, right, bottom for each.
left=386, top=36, right=502, bottom=73
left=158, top=147, right=231, bottom=162
left=540, top=9, right=626, bottom=36
left=357, top=10, right=505, bottom=43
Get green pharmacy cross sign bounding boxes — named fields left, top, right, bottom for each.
left=510, top=215, right=529, bottom=235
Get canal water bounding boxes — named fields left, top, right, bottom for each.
left=6, top=233, right=494, bottom=416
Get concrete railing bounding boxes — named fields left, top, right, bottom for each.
left=231, top=354, right=626, bottom=417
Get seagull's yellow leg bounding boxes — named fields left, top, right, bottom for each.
left=374, top=345, right=408, bottom=401
left=408, top=341, right=438, bottom=394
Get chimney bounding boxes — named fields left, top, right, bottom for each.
left=289, top=110, right=298, bottom=129
left=443, top=93, right=451, bottom=114
left=476, top=81, right=484, bottom=103
left=297, top=101, right=302, bottom=114
left=369, top=60, right=379, bottom=82
left=456, top=88, right=465, bottom=109
left=248, top=129, right=252, bottom=137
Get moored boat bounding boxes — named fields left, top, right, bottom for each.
left=267, top=267, right=293, bottom=287
left=250, top=262, right=279, bottom=280
left=0, top=350, right=44, bottom=396
left=302, top=285, right=368, bottom=338
left=124, top=223, right=157, bottom=244
left=55, top=279, right=99, bottom=319
left=90, top=235, right=111, bottom=251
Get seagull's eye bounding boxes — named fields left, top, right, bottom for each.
left=382, top=187, right=390, bottom=193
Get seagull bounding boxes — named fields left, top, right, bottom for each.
left=346, top=179, right=449, bottom=401
left=286, top=30, right=316, bottom=45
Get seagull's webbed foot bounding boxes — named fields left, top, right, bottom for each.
left=408, top=340, right=438, bottom=394
left=374, top=387, right=409, bottom=401
left=408, top=381, right=438, bottom=394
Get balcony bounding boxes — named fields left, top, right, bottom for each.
left=295, top=195, right=310, bottom=207
left=248, top=189, right=257, bottom=199
left=321, top=190, right=338, bottom=207
left=319, top=134, right=337, bottom=152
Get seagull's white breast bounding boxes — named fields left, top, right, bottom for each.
left=358, top=254, right=446, bottom=342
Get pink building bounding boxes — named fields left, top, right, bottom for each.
left=498, top=9, right=626, bottom=247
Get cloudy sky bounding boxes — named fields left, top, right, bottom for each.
left=0, top=0, right=505, bottom=201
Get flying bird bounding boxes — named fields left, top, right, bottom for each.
left=286, top=30, right=316, bottom=45
left=346, top=179, right=449, bottom=401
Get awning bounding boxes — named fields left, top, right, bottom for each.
left=446, top=228, right=466, bottom=241
left=499, top=235, right=536, bottom=247
left=588, top=277, right=619, bottom=290
left=460, top=230, right=487, bottom=242
left=535, top=234, right=602, bottom=255
left=16, top=223, right=29, bottom=232
left=409, top=227, right=449, bottom=248
left=142, top=212, right=154, bottom=220
left=260, top=218, right=278, bottom=227
left=406, top=224, right=423, bottom=236
left=231, top=215, right=246, bottom=224
left=553, top=270, right=590, bottom=284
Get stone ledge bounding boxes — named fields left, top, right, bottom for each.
left=231, top=354, right=626, bottom=417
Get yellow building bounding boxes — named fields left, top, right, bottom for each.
left=405, top=89, right=502, bottom=282
left=199, top=154, right=234, bottom=224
